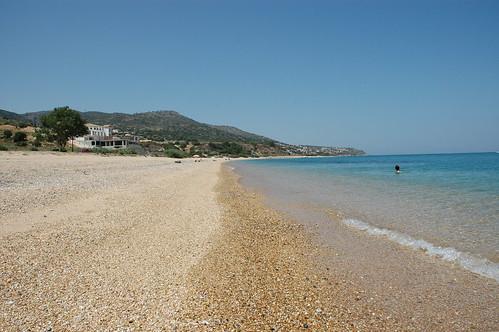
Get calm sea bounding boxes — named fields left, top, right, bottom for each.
left=233, top=152, right=499, bottom=281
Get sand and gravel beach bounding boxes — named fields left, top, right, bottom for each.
left=1, top=152, right=497, bottom=331
left=1, top=152, right=222, bottom=330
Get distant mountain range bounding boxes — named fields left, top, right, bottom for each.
left=0, top=108, right=365, bottom=156
left=0, top=109, right=28, bottom=123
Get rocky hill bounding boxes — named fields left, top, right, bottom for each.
left=1, top=108, right=365, bottom=157
left=23, top=110, right=275, bottom=144
left=0, top=109, right=31, bottom=126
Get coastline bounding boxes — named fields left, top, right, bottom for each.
left=1, top=152, right=497, bottom=330
left=176, top=164, right=401, bottom=331
left=226, top=162, right=499, bottom=331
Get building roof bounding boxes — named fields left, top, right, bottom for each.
left=85, top=123, right=113, bottom=128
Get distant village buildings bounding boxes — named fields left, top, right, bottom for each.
left=276, top=142, right=360, bottom=156
left=74, top=124, right=138, bottom=149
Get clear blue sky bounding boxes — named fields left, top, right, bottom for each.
left=1, top=0, right=498, bottom=154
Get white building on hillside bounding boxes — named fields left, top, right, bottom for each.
left=87, top=124, right=113, bottom=137
left=74, top=124, right=137, bottom=149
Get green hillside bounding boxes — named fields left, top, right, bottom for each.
left=3, top=108, right=365, bottom=157
left=209, top=125, right=272, bottom=142
left=24, top=110, right=275, bottom=143
left=0, top=109, right=32, bottom=126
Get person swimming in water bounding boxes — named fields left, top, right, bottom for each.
left=395, top=164, right=400, bottom=174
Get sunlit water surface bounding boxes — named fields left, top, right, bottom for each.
left=234, top=153, right=499, bottom=281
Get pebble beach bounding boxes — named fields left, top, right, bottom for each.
left=1, top=152, right=221, bottom=330
left=1, top=152, right=497, bottom=331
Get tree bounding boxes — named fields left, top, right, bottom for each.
left=41, top=107, right=88, bottom=151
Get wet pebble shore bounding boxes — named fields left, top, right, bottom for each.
left=176, top=166, right=403, bottom=331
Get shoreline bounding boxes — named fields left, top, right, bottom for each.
left=1, top=152, right=497, bottom=330
left=227, top=163, right=499, bottom=331
left=176, top=164, right=402, bottom=330
left=339, top=215, right=499, bottom=281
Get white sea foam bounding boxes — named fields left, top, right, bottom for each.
left=342, top=218, right=499, bottom=282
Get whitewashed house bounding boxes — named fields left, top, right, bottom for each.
left=74, top=124, right=136, bottom=149
left=88, top=124, right=112, bottom=137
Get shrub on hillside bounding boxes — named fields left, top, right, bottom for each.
left=118, top=148, right=137, bottom=155
left=92, top=148, right=113, bottom=154
left=3, top=129, right=12, bottom=139
left=165, top=148, right=186, bottom=158
left=13, top=131, right=27, bottom=143
left=207, top=141, right=248, bottom=156
left=34, top=128, right=49, bottom=143
left=91, top=148, right=136, bottom=155
left=13, top=131, right=28, bottom=146
left=0, top=144, right=8, bottom=151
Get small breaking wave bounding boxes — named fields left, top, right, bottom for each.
left=342, top=218, right=499, bottom=282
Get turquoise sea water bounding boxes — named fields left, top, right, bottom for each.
left=234, top=153, right=499, bottom=281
